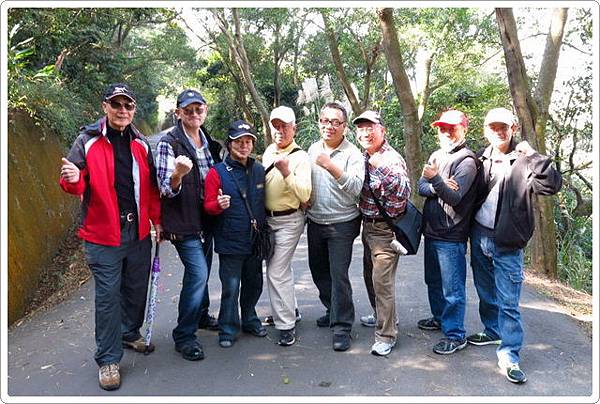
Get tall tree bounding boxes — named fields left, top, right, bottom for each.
left=211, top=8, right=272, bottom=147
left=377, top=8, right=423, bottom=201
left=495, top=8, right=568, bottom=277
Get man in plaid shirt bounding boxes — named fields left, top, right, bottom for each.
left=354, top=110, right=411, bottom=356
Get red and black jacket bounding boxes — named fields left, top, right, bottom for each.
left=59, top=116, right=161, bottom=246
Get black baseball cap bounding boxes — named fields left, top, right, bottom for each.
left=103, top=83, right=136, bottom=102
left=227, top=119, right=257, bottom=141
left=177, top=89, right=207, bottom=108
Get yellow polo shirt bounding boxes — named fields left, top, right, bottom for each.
left=262, top=141, right=312, bottom=212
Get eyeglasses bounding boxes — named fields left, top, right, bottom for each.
left=108, top=100, right=136, bottom=111
left=319, top=118, right=345, bottom=128
left=182, top=106, right=207, bottom=116
left=356, top=126, right=378, bottom=135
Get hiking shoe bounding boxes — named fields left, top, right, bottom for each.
left=332, top=333, right=351, bottom=351
left=98, top=363, right=120, bottom=391
left=371, top=340, right=396, bottom=356
left=123, top=337, right=155, bottom=353
left=198, top=314, right=219, bottom=331
left=417, top=317, right=441, bottom=331
left=175, top=341, right=205, bottom=361
left=500, top=362, right=528, bottom=384
left=316, top=314, right=330, bottom=328
left=263, top=309, right=302, bottom=326
left=432, top=338, right=467, bottom=355
left=360, top=313, right=376, bottom=327
left=467, top=332, right=502, bottom=346
left=278, top=328, right=296, bottom=346
left=242, top=326, right=268, bottom=337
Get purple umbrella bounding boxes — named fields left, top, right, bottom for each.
left=144, top=242, right=161, bottom=355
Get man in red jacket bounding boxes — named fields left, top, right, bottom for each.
left=59, top=83, right=161, bottom=391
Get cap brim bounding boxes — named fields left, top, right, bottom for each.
left=106, top=94, right=135, bottom=102
left=229, top=133, right=257, bottom=141
left=352, top=117, right=380, bottom=125
left=178, top=98, right=206, bottom=109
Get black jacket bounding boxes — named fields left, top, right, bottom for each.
left=474, top=141, right=562, bottom=251
left=160, top=122, right=223, bottom=239
left=418, top=144, right=478, bottom=242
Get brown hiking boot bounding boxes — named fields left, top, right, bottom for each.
left=123, top=337, right=155, bottom=353
left=98, top=363, right=120, bottom=391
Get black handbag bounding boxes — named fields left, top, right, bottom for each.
left=365, top=166, right=423, bottom=255
left=224, top=163, right=275, bottom=261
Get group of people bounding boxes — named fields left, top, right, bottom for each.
left=59, top=82, right=561, bottom=391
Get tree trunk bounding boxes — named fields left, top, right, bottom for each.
left=496, top=8, right=567, bottom=278
left=417, top=53, right=434, bottom=126
left=212, top=9, right=272, bottom=147
left=320, top=10, right=362, bottom=116
left=377, top=8, right=423, bottom=204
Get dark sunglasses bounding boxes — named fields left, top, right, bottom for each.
left=182, top=106, right=207, bottom=116
left=108, top=100, right=136, bottom=111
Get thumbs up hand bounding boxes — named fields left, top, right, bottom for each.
left=217, top=188, right=231, bottom=210
left=60, top=157, right=80, bottom=183
left=422, top=158, right=438, bottom=180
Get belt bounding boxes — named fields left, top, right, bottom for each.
left=363, top=216, right=387, bottom=224
left=265, top=208, right=298, bottom=217
left=120, top=212, right=136, bottom=224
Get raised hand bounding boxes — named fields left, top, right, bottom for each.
left=217, top=188, right=231, bottom=210
left=274, top=156, right=291, bottom=177
left=173, top=155, right=193, bottom=177
left=60, top=157, right=80, bottom=183
left=316, top=152, right=332, bottom=170
left=422, top=158, right=438, bottom=180
left=516, top=140, right=536, bottom=157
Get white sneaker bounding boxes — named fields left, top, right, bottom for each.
left=360, top=313, right=376, bottom=327
left=370, top=340, right=396, bottom=356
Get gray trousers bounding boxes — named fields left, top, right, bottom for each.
left=84, top=222, right=151, bottom=367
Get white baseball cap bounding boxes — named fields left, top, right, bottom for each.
left=270, top=106, right=295, bottom=124
left=484, top=108, right=517, bottom=126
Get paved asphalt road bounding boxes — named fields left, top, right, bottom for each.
left=5, top=131, right=594, bottom=401
left=6, top=231, right=594, bottom=400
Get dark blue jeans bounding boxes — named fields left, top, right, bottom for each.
left=307, top=216, right=361, bottom=335
left=470, top=225, right=524, bottom=365
left=85, top=230, right=151, bottom=366
left=217, top=254, right=263, bottom=342
left=199, top=231, right=214, bottom=322
left=424, top=237, right=467, bottom=341
left=171, top=236, right=209, bottom=347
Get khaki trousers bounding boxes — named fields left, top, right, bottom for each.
left=266, top=210, right=305, bottom=330
left=362, top=221, right=400, bottom=343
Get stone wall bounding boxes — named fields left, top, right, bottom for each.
left=7, top=110, right=79, bottom=325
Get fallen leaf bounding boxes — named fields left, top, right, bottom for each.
left=282, top=375, right=289, bottom=384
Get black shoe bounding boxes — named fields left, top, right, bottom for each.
left=175, top=341, right=205, bottom=361
left=198, top=314, right=219, bottom=331
left=316, top=314, right=330, bottom=328
left=242, top=326, right=268, bottom=337
left=295, top=308, right=302, bottom=322
left=417, top=317, right=441, bottom=331
left=500, top=362, right=528, bottom=384
left=278, top=328, right=296, bottom=346
left=332, top=333, right=351, bottom=351
left=262, top=315, right=275, bottom=326
left=432, top=338, right=467, bottom=355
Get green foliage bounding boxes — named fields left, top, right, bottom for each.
left=554, top=188, right=592, bottom=293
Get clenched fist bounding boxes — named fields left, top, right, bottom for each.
left=174, top=155, right=193, bottom=177
left=274, top=156, right=290, bottom=177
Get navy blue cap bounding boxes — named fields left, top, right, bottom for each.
left=227, top=119, right=257, bottom=141
left=177, top=89, right=206, bottom=108
left=103, top=83, right=136, bottom=102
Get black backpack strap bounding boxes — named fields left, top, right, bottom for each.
left=264, top=147, right=303, bottom=176
left=364, top=161, right=401, bottom=237
left=224, top=162, right=259, bottom=231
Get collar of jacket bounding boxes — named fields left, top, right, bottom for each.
left=225, top=154, right=255, bottom=170
left=480, top=137, right=517, bottom=161
left=80, top=116, right=143, bottom=139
